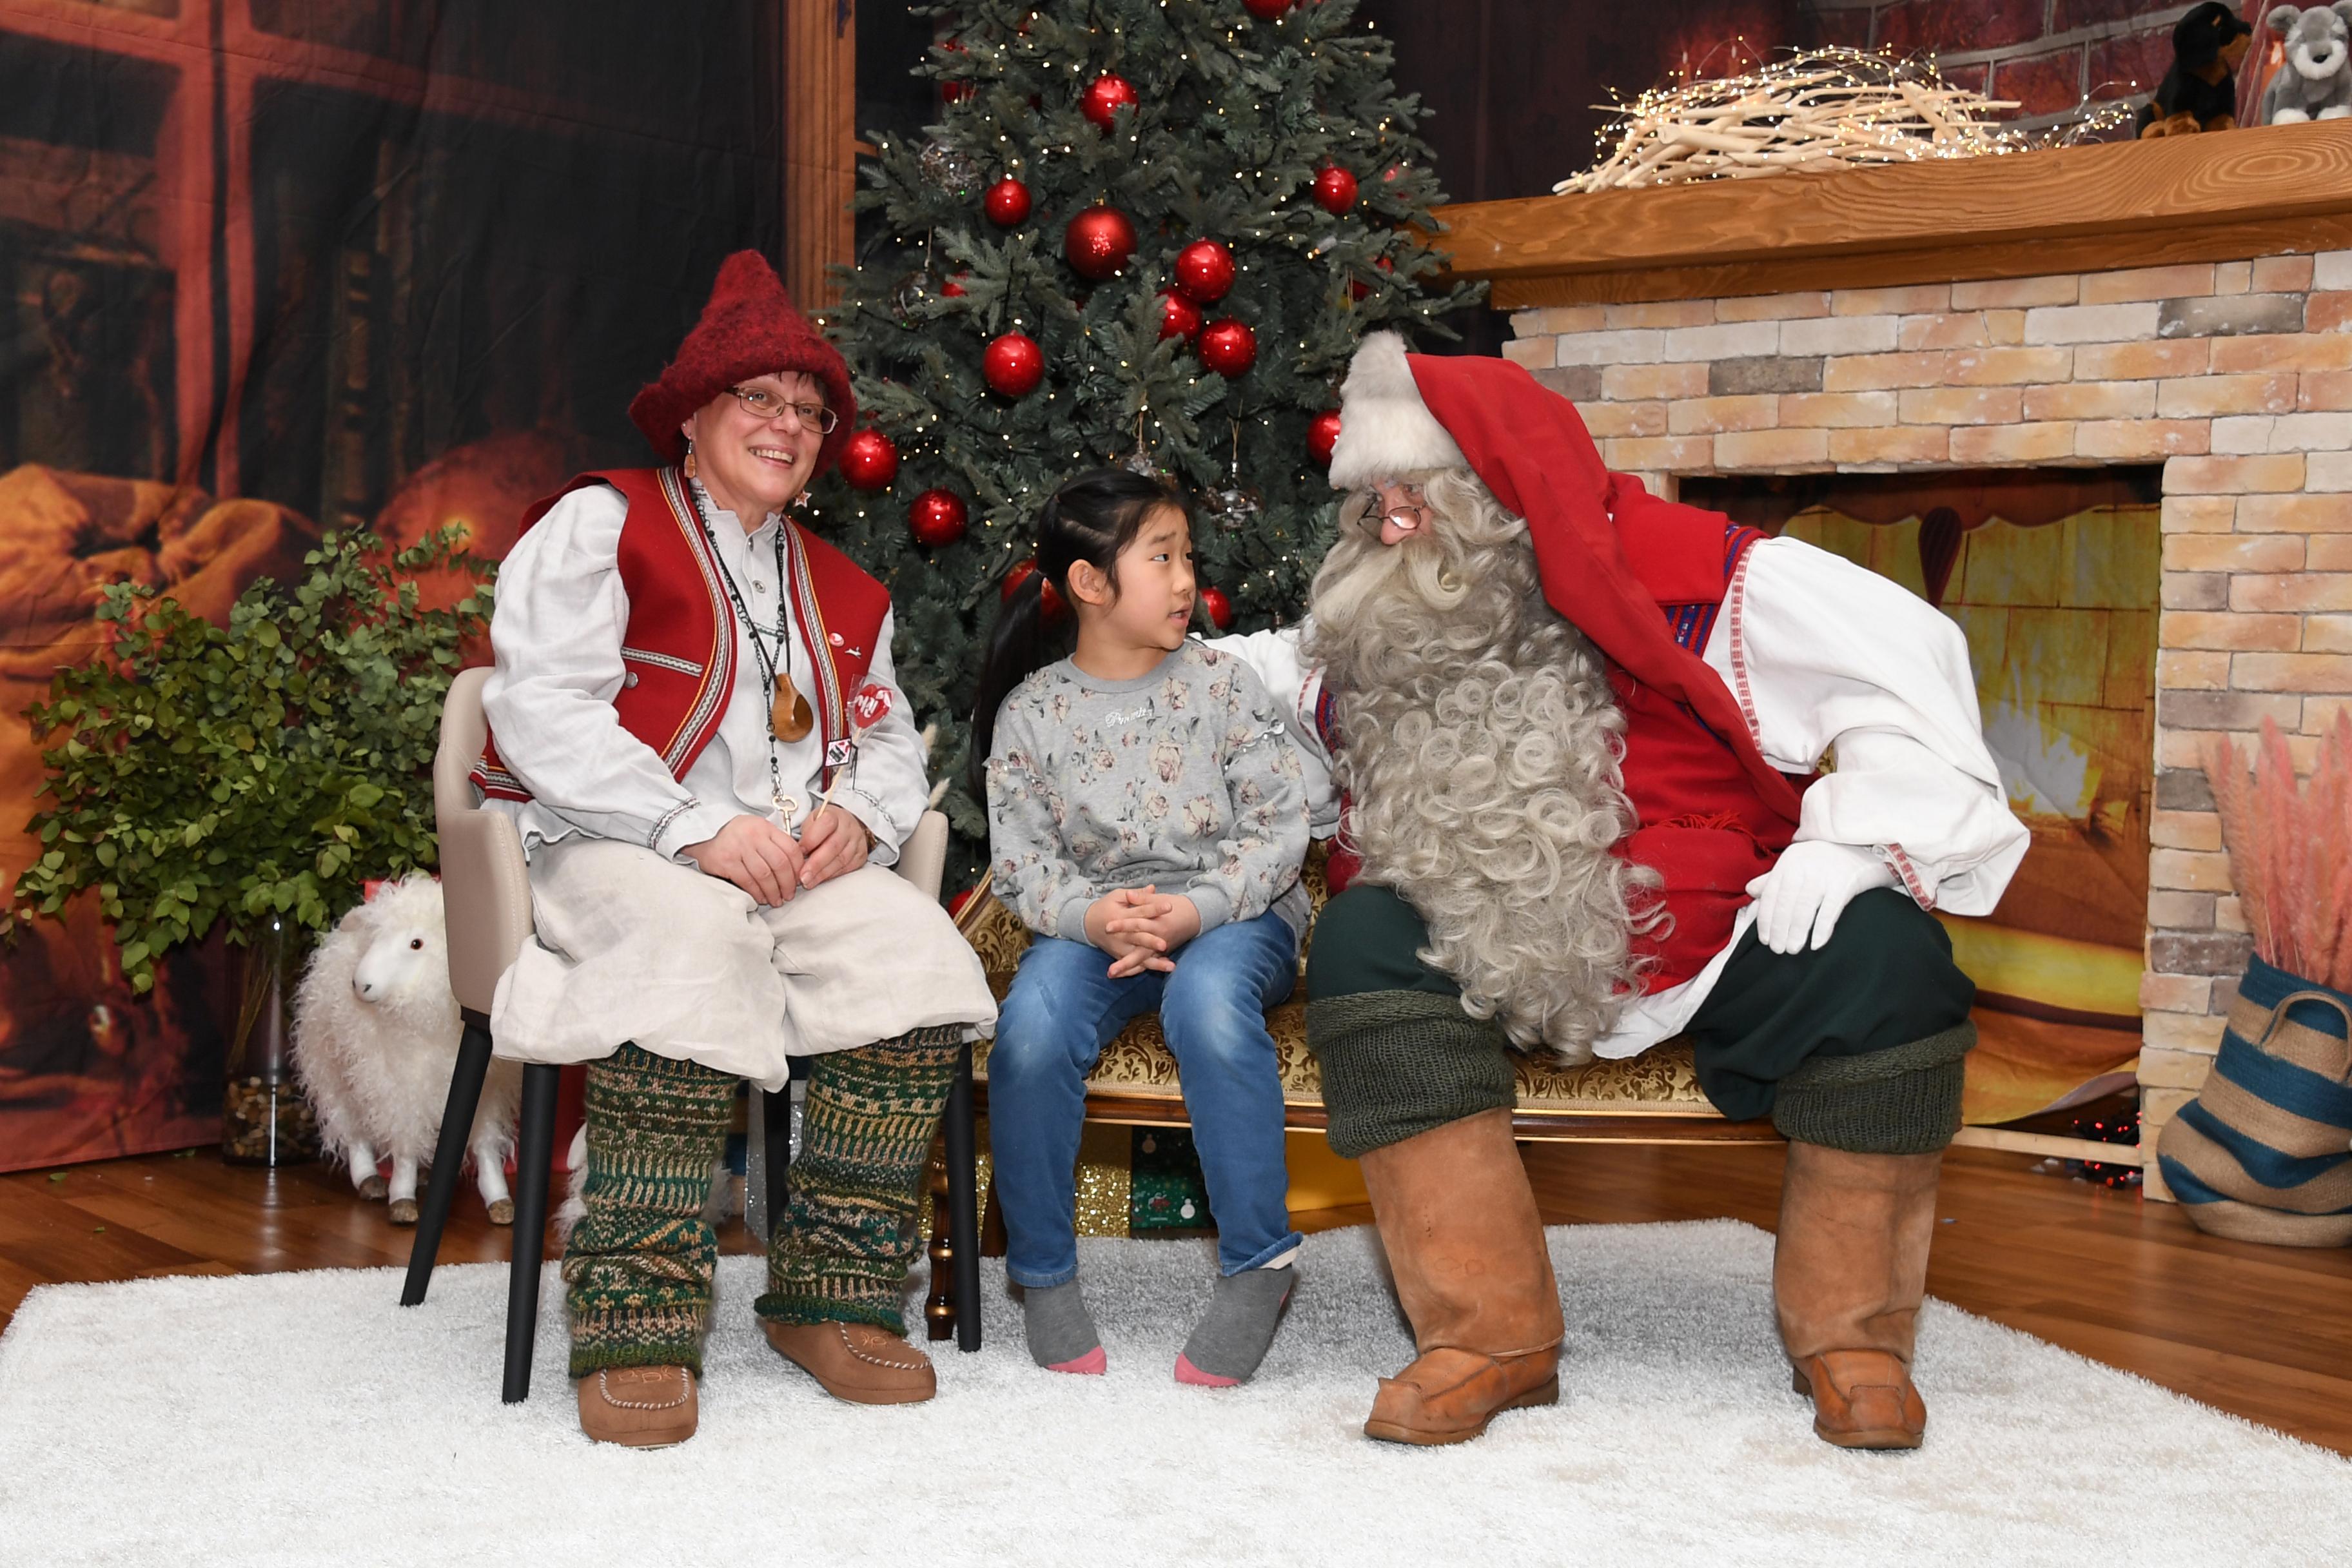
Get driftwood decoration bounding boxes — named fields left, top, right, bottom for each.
left=1556, top=48, right=2134, bottom=195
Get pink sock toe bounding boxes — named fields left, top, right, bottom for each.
left=1046, top=1346, right=1107, bottom=1376
left=1174, top=1352, right=1240, bottom=1388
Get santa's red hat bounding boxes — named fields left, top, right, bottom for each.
left=1328, top=331, right=1801, bottom=820
left=627, top=250, right=856, bottom=472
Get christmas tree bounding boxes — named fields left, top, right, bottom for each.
left=805, top=0, right=1480, bottom=880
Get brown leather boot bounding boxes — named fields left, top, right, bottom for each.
left=1358, top=1109, right=1563, bottom=1446
left=1774, top=1141, right=1942, bottom=1450
left=576, top=1364, right=698, bottom=1447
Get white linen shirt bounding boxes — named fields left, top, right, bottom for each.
left=1211, top=532, right=2029, bottom=1059
left=480, top=481, right=928, bottom=868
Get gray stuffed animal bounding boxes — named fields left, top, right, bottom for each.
left=2264, top=2, right=2352, bottom=124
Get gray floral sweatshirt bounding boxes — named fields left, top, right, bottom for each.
left=986, top=640, right=1311, bottom=941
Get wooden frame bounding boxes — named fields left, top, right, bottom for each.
left=1427, top=120, right=2352, bottom=307
left=782, top=0, right=857, bottom=310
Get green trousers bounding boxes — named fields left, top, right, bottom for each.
left=1302, top=884, right=1975, bottom=1159
left=561, top=1028, right=963, bottom=1377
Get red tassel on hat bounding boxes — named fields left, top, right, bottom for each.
left=627, top=251, right=858, bottom=474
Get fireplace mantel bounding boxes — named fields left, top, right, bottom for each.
left=1429, top=121, right=2352, bottom=309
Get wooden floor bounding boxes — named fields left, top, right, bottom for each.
left=5, top=1141, right=2347, bottom=1456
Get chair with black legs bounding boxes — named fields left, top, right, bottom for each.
left=401, top=667, right=983, bottom=1403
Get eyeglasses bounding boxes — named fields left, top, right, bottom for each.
left=1349, top=481, right=1429, bottom=535
left=727, top=385, right=838, bottom=434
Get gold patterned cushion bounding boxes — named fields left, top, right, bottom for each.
left=954, top=841, right=1723, bottom=1120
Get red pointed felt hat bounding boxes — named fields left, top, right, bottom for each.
left=627, top=250, right=857, bottom=473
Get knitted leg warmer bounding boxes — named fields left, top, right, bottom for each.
left=756, top=1026, right=963, bottom=1334
left=562, top=1043, right=736, bottom=1377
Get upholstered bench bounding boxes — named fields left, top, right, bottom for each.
left=948, top=841, right=1770, bottom=1146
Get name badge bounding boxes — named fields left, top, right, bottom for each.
left=825, top=738, right=854, bottom=767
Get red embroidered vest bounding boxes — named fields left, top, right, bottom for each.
left=472, top=467, right=892, bottom=804
left=1322, top=512, right=1806, bottom=994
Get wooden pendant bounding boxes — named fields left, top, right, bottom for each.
left=771, top=674, right=814, bottom=742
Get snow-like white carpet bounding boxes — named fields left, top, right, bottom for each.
left=2, top=1220, right=2346, bottom=1567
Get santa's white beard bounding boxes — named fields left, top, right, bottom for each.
left=1306, top=474, right=1652, bottom=1059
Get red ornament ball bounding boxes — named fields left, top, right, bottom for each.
left=1080, top=72, right=1139, bottom=130
left=938, top=39, right=972, bottom=103
left=1003, top=558, right=1068, bottom=618
left=1173, top=239, right=1237, bottom=304
left=941, top=273, right=968, bottom=297
left=839, top=429, right=899, bottom=491
left=983, top=176, right=1032, bottom=226
left=910, top=488, right=968, bottom=548
left=1199, top=585, right=1235, bottom=631
left=1349, top=255, right=1395, bottom=302
left=1157, top=290, right=1204, bottom=341
left=1064, top=205, right=1138, bottom=280
left=1243, top=0, right=1291, bottom=18
left=1312, top=164, right=1359, bottom=215
left=1307, top=410, right=1342, bottom=467
left=1197, top=318, right=1257, bottom=378
left=983, top=331, right=1045, bottom=397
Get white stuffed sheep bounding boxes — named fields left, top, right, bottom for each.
left=2264, top=3, right=2352, bottom=124
left=292, top=872, right=521, bottom=1225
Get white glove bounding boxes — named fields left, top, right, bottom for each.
left=1743, top=841, right=1899, bottom=956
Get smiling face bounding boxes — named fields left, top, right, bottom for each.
left=1090, top=503, right=1197, bottom=652
left=680, top=369, right=828, bottom=524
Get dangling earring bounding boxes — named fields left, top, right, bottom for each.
left=683, top=438, right=698, bottom=480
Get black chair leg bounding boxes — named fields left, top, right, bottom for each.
left=502, top=1063, right=561, bottom=1404
left=400, top=1014, right=495, bottom=1308
left=943, top=1041, right=983, bottom=1353
left=762, top=1085, right=792, bottom=1240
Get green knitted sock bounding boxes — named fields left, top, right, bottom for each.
left=1304, top=990, right=1516, bottom=1159
left=562, top=1043, right=735, bottom=1378
left=756, top=1026, right=963, bottom=1334
left=1770, top=1022, right=1975, bottom=1155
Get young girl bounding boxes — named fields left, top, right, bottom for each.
left=974, top=469, right=1311, bottom=1386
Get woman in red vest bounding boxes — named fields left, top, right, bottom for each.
left=475, top=252, right=996, bottom=1447
left=1217, top=333, right=2028, bottom=1455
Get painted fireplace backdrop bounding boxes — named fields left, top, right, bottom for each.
left=0, top=0, right=784, bottom=1170
left=1689, top=469, right=2161, bottom=1124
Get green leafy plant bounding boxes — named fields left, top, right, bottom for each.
left=6, top=528, right=491, bottom=992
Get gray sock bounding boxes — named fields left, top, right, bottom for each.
left=1020, top=1279, right=1102, bottom=1371
left=1177, top=1266, right=1297, bottom=1385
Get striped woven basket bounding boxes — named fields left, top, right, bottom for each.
left=2158, top=955, right=2352, bottom=1247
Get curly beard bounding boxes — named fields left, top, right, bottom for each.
left=1305, top=471, right=1654, bottom=1060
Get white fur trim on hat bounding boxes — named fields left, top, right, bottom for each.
left=1326, top=331, right=1467, bottom=491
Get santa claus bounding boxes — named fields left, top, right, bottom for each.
left=1221, top=333, right=2027, bottom=1451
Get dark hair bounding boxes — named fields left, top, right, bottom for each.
left=968, top=467, right=1186, bottom=796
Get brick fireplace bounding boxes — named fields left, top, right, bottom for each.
left=1433, top=123, right=2352, bottom=1190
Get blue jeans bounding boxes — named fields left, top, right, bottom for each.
left=990, top=912, right=1304, bottom=1288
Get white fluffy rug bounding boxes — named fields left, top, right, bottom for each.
left=3, top=1220, right=2346, bottom=1567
